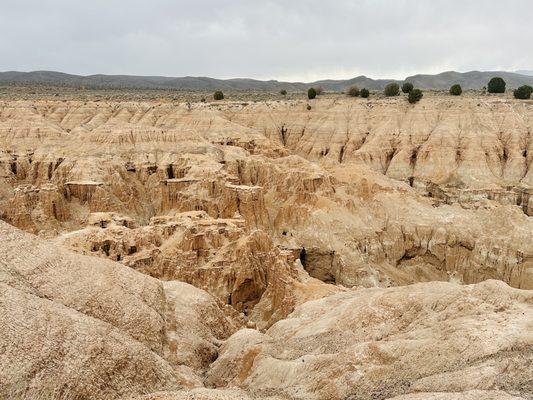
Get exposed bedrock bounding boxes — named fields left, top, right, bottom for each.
left=56, top=211, right=339, bottom=330
left=0, top=97, right=531, bottom=292
left=2, top=221, right=532, bottom=400
left=0, top=220, right=240, bottom=399
left=271, top=165, right=532, bottom=289
left=207, top=280, right=533, bottom=400
left=231, top=97, right=533, bottom=209
left=0, top=97, right=532, bottom=400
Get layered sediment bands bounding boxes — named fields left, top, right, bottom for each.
left=2, top=211, right=531, bottom=400
left=418, top=180, right=533, bottom=216
left=57, top=211, right=339, bottom=329
left=292, top=165, right=532, bottom=289
left=229, top=96, right=533, bottom=206
left=161, top=179, right=269, bottom=227
left=207, top=280, right=533, bottom=400
left=360, top=218, right=531, bottom=289
left=0, top=221, right=240, bottom=399
left=1, top=184, right=69, bottom=233
left=0, top=95, right=532, bottom=400
left=65, top=181, right=103, bottom=203
left=0, top=96, right=531, bottom=292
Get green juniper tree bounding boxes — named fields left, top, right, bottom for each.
left=450, top=84, right=462, bottom=96
left=384, top=83, right=400, bottom=96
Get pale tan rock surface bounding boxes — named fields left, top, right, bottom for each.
left=207, top=280, right=532, bottom=400
left=132, top=388, right=282, bottom=400
left=1, top=96, right=531, bottom=294
left=2, top=218, right=531, bottom=400
left=0, top=94, right=532, bottom=400
left=54, top=211, right=339, bottom=329
left=0, top=220, right=238, bottom=399
left=386, top=391, right=527, bottom=400
left=1, top=96, right=532, bottom=293
left=134, top=389, right=527, bottom=400
left=234, top=96, right=533, bottom=194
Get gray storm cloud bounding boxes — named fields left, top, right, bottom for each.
left=0, top=0, right=531, bottom=80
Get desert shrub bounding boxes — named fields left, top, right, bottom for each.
left=213, top=91, right=224, bottom=100
left=384, top=83, right=400, bottom=96
left=347, top=86, right=360, bottom=97
left=308, top=88, right=317, bottom=99
left=200, top=97, right=206, bottom=102
left=280, top=89, right=287, bottom=95
left=306, top=104, right=312, bottom=110
left=449, top=84, right=462, bottom=96
left=315, top=86, right=324, bottom=95
left=408, top=88, right=423, bottom=103
left=401, top=82, right=414, bottom=93
left=487, top=77, right=506, bottom=93
left=360, top=88, right=370, bottom=98
left=513, top=85, right=533, bottom=99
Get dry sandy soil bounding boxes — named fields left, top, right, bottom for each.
left=0, top=90, right=532, bottom=399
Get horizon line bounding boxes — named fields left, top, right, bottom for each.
left=1, top=68, right=531, bottom=84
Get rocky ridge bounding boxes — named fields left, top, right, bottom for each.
left=0, top=93, right=532, bottom=399
left=1, top=221, right=531, bottom=399
left=1, top=95, right=531, bottom=291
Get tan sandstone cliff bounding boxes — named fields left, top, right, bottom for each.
left=0, top=93, right=532, bottom=400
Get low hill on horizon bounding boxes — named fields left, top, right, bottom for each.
left=515, top=70, right=533, bottom=76
left=1, top=69, right=533, bottom=92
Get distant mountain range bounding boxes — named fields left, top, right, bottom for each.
left=515, top=70, right=533, bottom=76
left=1, top=70, right=533, bottom=92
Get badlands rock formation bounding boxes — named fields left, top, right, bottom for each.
left=0, top=220, right=239, bottom=399
left=0, top=93, right=532, bottom=399
left=55, top=211, right=338, bottom=329
left=0, top=95, right=531, bottom=291
left=208, top=280, right=532, bottom=400
left=1, top=221, right=532, bottom=399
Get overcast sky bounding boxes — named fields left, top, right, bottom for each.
left=0, top=0, right=532, bottom=81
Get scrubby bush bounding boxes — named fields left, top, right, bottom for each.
left=213, top=90, right=224, bottom=100
left=408, top=88, right=423, bottom=103
left=487, top=77, right=506, bottom=93
left=347, top=86, right=360, bottom=97
left=315, top=86, right=324, bottom=95
left=306, top=104, right=312, bottom=110
left=360, top=88, right=370, bottom=98
left=449, top=84, right=462, bottom=96
left=308, top=88, right=317, bottom=99
left=384, top=83, right=400, bottom=96
left=513, top=85, right=533, bottom=99
left=401, top=82, right=414, bottom=93
left=280, top=89, right=287, bottom=95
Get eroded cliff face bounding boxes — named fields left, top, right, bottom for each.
left=0, top=220, right=240, bottom=398
left=4, top=222, right=533, bottom=400
left=231, top=97, right=533, bottom=195
left=1, top=221, right=531, bottom=400
left=55, top=211, right=338, bottom=329
left=0, top=94, right=532, bottom=400
left=207, top=279, right=533, bottom=400
left=0, top=96, right=532, bottom=296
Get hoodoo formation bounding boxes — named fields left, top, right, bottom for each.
left=1, top=92, right=532, bottom=400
